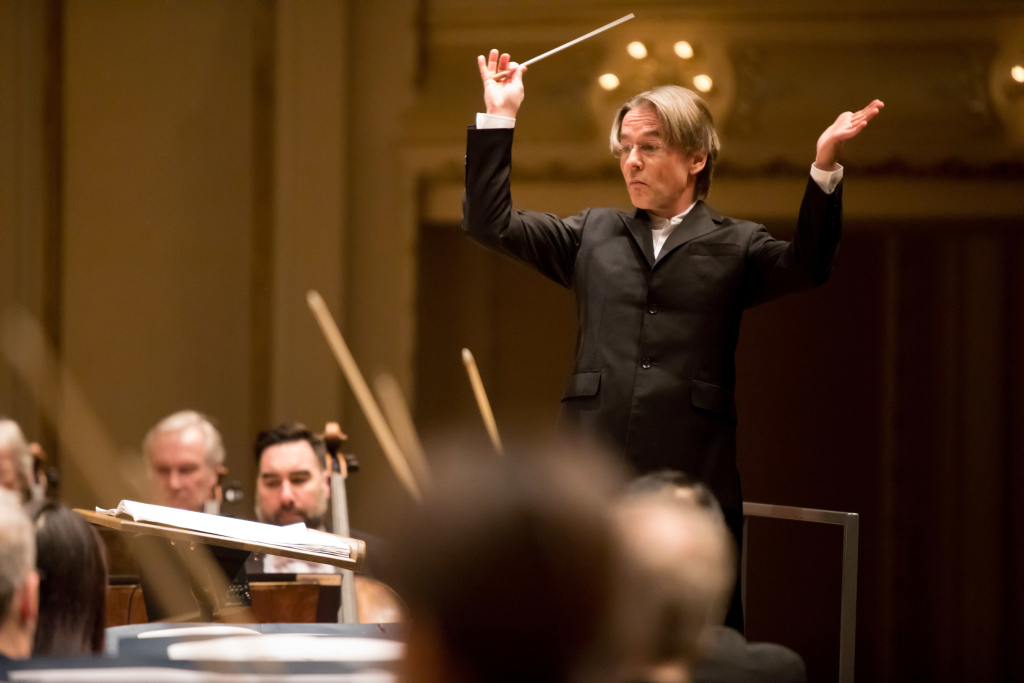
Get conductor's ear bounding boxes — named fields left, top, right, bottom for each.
left=689, top=152, right=708, bottom=174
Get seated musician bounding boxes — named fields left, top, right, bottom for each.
left=252, top=422, right=338, bottom=574
left=0, top=490, right=38, bottom=662
left=142, top=410, right=224, bottom=513
left=30, top=504, right=107, bottom=656
left=619, top=472, right=807, bottom=683
left=0, top=420, right=32, bottom=503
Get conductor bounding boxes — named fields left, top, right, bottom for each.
left=463, top=50, right=882, bottom=630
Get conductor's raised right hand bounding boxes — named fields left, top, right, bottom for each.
left=478, top=49, right=526, bottom=119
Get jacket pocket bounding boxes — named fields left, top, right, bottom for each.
left=562, top=370, right=601, bottom=401
left=690, top=379, right=737, bottom=420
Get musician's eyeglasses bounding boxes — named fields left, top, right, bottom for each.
left=618, top=142, right=668, bottom=160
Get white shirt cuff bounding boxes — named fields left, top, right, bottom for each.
left=810, top=163, right=843, bottom=195
left=476, top=112, right=516, bottom=129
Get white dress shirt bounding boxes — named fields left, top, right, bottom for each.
left=263, top=552, right=338, bottom=574
left=475, top=111, right=844, bottom=256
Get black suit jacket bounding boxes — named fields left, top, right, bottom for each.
left=463, top=127, right=842, bottom=510
left=693, top=626, right=807, bottom=683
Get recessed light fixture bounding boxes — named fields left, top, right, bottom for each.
left=599, top=73, right=620, bottom=91
left=627, top=41, right=648, bottom=60
left=673, top=41, right=694, bottom=60
left=1012, top=65, right=1024, bottom=83
left=692, top=74, right=713, bottom=92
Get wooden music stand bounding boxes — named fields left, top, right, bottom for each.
left=76, top=509, right=366, bottom=572
left=77, top=509, right=366, bottom=623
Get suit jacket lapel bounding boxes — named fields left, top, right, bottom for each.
left=622, top=209, right=655, bottom=269
left=655, top=201, right=723, bottom=265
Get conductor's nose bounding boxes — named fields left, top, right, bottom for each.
left=624, top=147, right=643, bottom=169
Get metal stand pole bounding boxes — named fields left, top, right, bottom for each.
left=331, top=472, right=359, bottom=624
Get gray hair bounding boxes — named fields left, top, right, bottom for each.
left=616, top=496, right=735, bottom=669
left=0, top=489, right=35, bottom=620
left=0, top=420, right=33, bottom=493
left=142, top=411, right=225, bottom=469
left=610, top=85, right=721, bottom=200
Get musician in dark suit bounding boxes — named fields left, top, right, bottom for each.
left=463, top=50, right=883, bottom=631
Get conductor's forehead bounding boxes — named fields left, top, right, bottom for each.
left=620, top=106, right=663, bottom=138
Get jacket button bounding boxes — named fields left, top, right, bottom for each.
left=641, top=358, right=651, bottom=369
left=648, top=303, right=657, bottom=315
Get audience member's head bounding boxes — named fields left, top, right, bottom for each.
left=0, top=420, right=32, bottom=502
left=616, top=471, right=736, bottom=683
left=143, top=411, right=224, bottom=512
left=624, top=471, right=725, bottom=524
left=31, top=504, right=107, bottom=656
left=390, top=444, right=627, bottom=683
left=0, top=490, right=38, bottom=660
left=253, top=423, right=330, bottom=528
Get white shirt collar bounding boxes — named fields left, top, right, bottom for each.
left=649, top=201, right=698, bottom=231
left=649, top=201, right=698, bottom=258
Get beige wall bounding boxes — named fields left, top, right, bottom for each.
left=339, top=1, right=418, bottom=530
left=271, top=0, right=346, bottom=431
left=0, top=0, right=60, bottom=446
left=61, top=0, right=261, bottom=507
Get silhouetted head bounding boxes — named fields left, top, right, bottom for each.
left=32, top=504, right=107, bottom=655
left=391, top=444, right=627, bottom=683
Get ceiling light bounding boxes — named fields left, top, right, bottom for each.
left=692, top=74, right=713, bottom=92
left=626, top=41, right=647, bottom=60
left=674, top=41, right=694, bottom=59
left=598, top=73, right=620, bottom=91
left=1013, top=65, right=1024, bottom=83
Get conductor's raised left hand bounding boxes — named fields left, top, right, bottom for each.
left=815, top=99, right=884, bottom=171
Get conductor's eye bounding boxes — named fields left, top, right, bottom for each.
left=619, top=142, right=664, bottom=159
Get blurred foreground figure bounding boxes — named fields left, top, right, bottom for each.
left=0, top=420, right=32, bottom=502
left=621, top=472, right=806, bottom=683
left=253, top=423, right=333, bottom=574
left=391, top=446, right=629, bottom=683
left=617, top=477, right=734, bottom=683
left=0, top=491, right=38, bottom=660
left=143, top=411, right=224, bottom=512
left=31, top=504, right=107, bottom=656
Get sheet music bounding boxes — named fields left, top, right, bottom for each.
left=167, top=634, right=405, bottom=662
left=95, top=500, right=352, bottom=560
left=137, top=625, right=260, bottom=640
left=8, top=667, right=397, bottom=682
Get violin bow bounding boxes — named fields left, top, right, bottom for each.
left=306, top=290, right=422, bottom=502
left=461, top=348, right=504, bottom=454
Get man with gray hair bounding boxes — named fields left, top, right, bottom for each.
left=0, top=490, right=38, bottom=660
left=464, top=50, right=882, bottom=631
left=621, top=472, right=807, bottom=683
left=616, top=485, right=736, bottom=683
left=142, top=410, right=225, bottom=513
left=0, top=420, right=32, bottom=502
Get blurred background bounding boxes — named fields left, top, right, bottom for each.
left=1, top=0, right=1023, bottom=680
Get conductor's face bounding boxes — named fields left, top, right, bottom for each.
left=256, top=440, right=330, bottom=528
left=619, top=107, right=707, bottom=219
